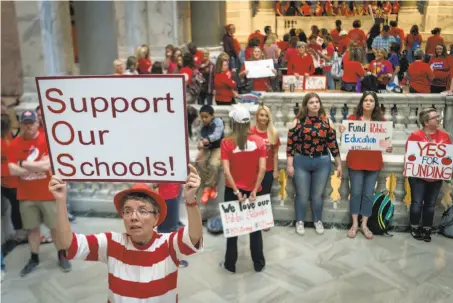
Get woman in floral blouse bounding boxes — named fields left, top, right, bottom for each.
left=287, top=93, right=342, bottom=236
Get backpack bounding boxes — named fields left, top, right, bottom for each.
left=367, top=191, right=394, bottom=235
left=360, top=74, right=379, bottom=92
left=331, top=52, right=343, bottom=80
left=187, top=69, right=204, bottom=98
left=439, top=206, right=453, bottom=238
left=207, top=216, right=223, bottom=235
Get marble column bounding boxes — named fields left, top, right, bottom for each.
left=397, top=0, right=422, bottom=33
left=190, top=1, right=222, bottom=47
left=226, top=1, right=253, bottom=43
left=15, top=0, right=74, bottom=111
left=123, top=1, right=148, bottom=57
left=177, top=1, right=192, bottom=46
left=73, top=1, right=118, bottom=75
left=422, top=0, right=453, bottom=45
left=253, top=0, right=276, bottom=37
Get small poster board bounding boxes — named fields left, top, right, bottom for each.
left=36, top=75, right=189, bottom=182
left=282, top=75, right=304, bottom=92
left=219, top=194, right=274, bottom=238
left=341, top=120, right=393, bottom=151
left=304, top=75, right=327, bottom=90
left=404, top=141, right=453, bottom=181
left=244, top=59, right=275, bottom=78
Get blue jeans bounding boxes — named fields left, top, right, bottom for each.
left=293, top=155, right=332, bottom=222
left=323, top=70, right=335, bottom=90
left=157, top=190, right=182, bottom=233
left=348, top=169, right=380, bottom=217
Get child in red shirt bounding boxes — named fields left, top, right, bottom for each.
left=220, top=106, right=266, bottom=273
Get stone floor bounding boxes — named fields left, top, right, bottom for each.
left=2, top=217, right=453, bottom=303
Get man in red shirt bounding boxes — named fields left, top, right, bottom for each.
left=7, top=111, right=72, bottom=276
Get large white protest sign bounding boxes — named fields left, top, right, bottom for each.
left=219, top=194, right=274, bottom=238
left=244, top=59, right=275, bottom=78
left=404, top=141, right=453, bottom=181
left=36, top=75, right=189, bottom=182
left=341, top=120, right=393, bottom=151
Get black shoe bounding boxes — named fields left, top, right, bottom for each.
left=58, top=258, right=72, bottom=272
left=411, top=227, right=423, bottom=241
left=423, top=228, right=432, bottom=242
left=20, top=259, right=39, bottom=277
left=253, top=260, right=266, bottom=272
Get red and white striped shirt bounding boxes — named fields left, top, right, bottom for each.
left=66, top=227, right=203, bottom=302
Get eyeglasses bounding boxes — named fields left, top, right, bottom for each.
left=122, top=208, right=158, bottom=217
left=428, top=115, right=441, bottom=121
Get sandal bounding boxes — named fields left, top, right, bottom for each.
left=361, top=226, right=374, bottom=240
left=347, top=226, right=358, bottom=238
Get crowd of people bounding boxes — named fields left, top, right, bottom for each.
left=275, top=0, right=400, bottom=17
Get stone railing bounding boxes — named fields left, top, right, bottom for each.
left=68, top=93, right=453, bottom=227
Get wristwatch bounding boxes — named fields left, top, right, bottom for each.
left=233, top=190, right=240, bottom=196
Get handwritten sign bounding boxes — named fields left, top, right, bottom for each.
left=304, top=76, right=327, bottom=90
left=404, top=141, right=453, bottom=180
left=219, top=194, right=274, bottom=238
left=341, top=120, right=393, bottom=151
left=282, top=75, right=304, bottom=92
left=36, top=75, right=189, bottom=182
left=244, top=59, right=275, bottom=78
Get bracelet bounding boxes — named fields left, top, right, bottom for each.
left=233, top=190, right=240, bottom=196
left=185, top=201, right=198, bottom=207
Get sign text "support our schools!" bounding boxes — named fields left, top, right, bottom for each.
left=36, top=75, right=189, bottom=182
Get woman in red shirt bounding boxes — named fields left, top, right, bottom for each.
left=239, top=47, right=276, bottom=92
left=284, top=36, right=298, bottom=65
left=405, top=25, right=423, bottom=63
left=339, top=92, right=393, bottom=239
left=341, top=48, right=366, bottom=92
left=251, top=105, right=281, bottom=195
left=287, top=41, right=315, bottom=78
left=368, top=48, right=393, bottom=89
left=425, top=28, right=444, bottom=57
left=221, top=106, right=266, bottom=273
left=136, top=44, right=152, bottom=74
left=214, top=54, right=237, bottom=105
left=348, top=20, right=367, bottom=49
left=407, top=49, right=434, bottom=93
left=168, top=48, right=182, bottom=74
left=428, top=43, right=451, bottom=93
left=287, top=93, right=342, bottom=236
left=405, top=108, right=452, bottom=242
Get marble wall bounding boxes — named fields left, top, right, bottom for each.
left=1, top=1, right=23, bottom=97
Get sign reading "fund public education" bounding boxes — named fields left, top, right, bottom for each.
left=341, top=120, right=393, bottom=151
left=405, top=141, right=453, bottom=181
left=219, top=194, right=274, bottom=238
left=36, top=75, right=189, bottom=183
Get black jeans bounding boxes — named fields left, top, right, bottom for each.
left=408, top=177, right=443, bottom=228
left=431, top=85, right=446, bottom=94
left=198, top=91, right=213, bottom=105
left=224, top=187, right=265, bottom=273
left=1, top=187, right=22, bottom=230
left=260, top=171, right=274, bottom=195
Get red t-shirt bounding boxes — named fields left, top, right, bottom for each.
left=250, top=126, right=281, bottom=172
left=8, top=132, right=54, bottom=201
left=214, top=70, right=236, bottom=102
left=407, top=61, right=434, bottom=93
left=348, top=28, right=367, bottom=48
left=345, top=115, right=385, bottom=171
left=179, top=67, right=193, bottom=85
left=193, top=51, right=204, bottom=67
left=425, top=35, right=445, bottom=55
left=221, top=135, right=266, bottom=192
left=330, top=29, right=341, bottom=47
left=406, top=129, right=452, bottom=182
left=302, top=4, right=311, bottom=15
left=248, top=32, right=265, bottom=49
left=429, top=56, right=451, bottom=87
left=389, top=27, right=405, bottom=46
left=323, top=43, right=335, bottom=72
left=338, top=36, right=351, bottom=55
left=138, top=58, right=152, bottom=74
left=284, top=48, right=297, bottom=63
left=1, top=136, right=18, bottom=188
left=287, top=53, right=315, bottom=76
left=342, top=61, right=365, bottom=83
left=277, top=41, right=289, bottom=52
left=405, top=34, right=422, bottom=50
left=240, top=65, right=270, bottom=92
left=158, top=184, right=181, bottom=200
left=244, top=48, right=254, bottom=61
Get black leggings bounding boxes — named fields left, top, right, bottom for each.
left=430, top=85, right=446, bottom=94
left=223, top=187, right=265, bottom=273
left=261, top=171, right=274, bottom=195
left=1, top=187, right=22, bottom=230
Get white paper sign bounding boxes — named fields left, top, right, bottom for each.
left=282, top=75, right=304, bottom=92
left=341, top=120, right=393, bottom=151
left=404, top=141, right=453, bottom=181
left=219, top=194, right=274, bottom=238
left=244, top=59, right=275, bottom=78
left=304, top=76, right=327, bottom=90
left=36, top=75, right=189, bottom=182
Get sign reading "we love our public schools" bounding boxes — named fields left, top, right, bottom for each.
left=341, top=120, right=393, bottom=151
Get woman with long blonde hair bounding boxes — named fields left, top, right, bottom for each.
left=135, top=44, right=152, bottom=74
left=220, top=106, right=266, bottom=273
left=251, top=104, right=280, bottom=195
left=287, top=93, right=342, bottom=236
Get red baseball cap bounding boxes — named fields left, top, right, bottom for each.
left=113, top=183, right=167, bottom=226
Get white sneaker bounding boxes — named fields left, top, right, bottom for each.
left=314, top=221, right=324, bottom=235
left=295, top=221, right=305, bottom=236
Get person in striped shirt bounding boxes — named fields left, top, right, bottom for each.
left=50, top=164, right=203, bottom=302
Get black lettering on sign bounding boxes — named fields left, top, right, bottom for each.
left=221, top=203, right=235, bottom=213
